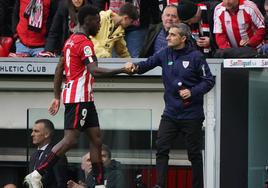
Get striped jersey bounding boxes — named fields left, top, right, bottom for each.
left=62, top=33, right=97, bottom=104
left=213, top=0, right=265, bottom=48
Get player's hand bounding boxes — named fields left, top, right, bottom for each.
left=48, top=98, right=60, bottom=116
left=124, top=62, right=137, bottom=74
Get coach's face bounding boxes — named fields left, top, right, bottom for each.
left=223, top=0, right=239, bottom=12
left=166, top=27, right=186, bottom=49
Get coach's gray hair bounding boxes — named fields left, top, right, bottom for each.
left=171, top=23, right=192, bottom=40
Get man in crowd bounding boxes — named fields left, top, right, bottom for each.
left=92, top=2, right=139, bottom=58
left=139, top=4, right=179, bottom=58
left=177, top=0, right=220, bottom=57
left=213, top=0, right=265, bottom=50
left=67, top=144, right=124, bottom=188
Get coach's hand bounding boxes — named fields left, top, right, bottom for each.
left=124, top=62, right=138, bottom=74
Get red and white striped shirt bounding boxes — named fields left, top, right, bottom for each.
left=62, top=33, right=96, bottom=104
left=213, top=0, right=265, bottom=48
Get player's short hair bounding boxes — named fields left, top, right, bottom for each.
left=78, top=5, right=100, bottom=25
left=119, top=2, right=139, bottom=20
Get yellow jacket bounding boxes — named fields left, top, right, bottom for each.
left=91, top=10, right=130, bottom=58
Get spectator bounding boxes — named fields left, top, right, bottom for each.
left=139, top=4, right=179, bottom=58
left=0, top=167, right=19, bottom=188
left=43, top=0, right=89, bottom=57
left=67, top=145, right=125, bottom=188
left=126, top=23, right=215, bottom=188
left=87, top=0, right=108, bottom=11
left=29, top=119, right=68, bottom=188
left=109, top=0, right=161, bottom=58
left=3, top=184, right=17, bottom=188
left=91, top=2, right=139, bottom=58
left=158, top=0, right=178, bottom=12
left=213, top=0, right=265, bottom=50
left=11, top=0, right=58, bottom=57
left=177, top=0, right=220, bottom=57
left=43, top=0, right=107, bottom=57
left=0, top=0, right=15, bottom=36
left=0, top=0, right=16, bottom=57
left=259, top=0, right=268, bottom=54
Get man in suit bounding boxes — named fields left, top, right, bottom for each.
left=29, top=119, right=68, bottom=188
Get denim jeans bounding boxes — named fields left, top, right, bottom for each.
left=15, top=39, right=44, bottom=57
left=155, top=116, right=204, bottom=188
left=259, top=44, right=268, bottom=55
left=125, top=27, right=148, bottom=58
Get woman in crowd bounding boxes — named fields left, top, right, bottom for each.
left=42, top=0, right=105, bottom=56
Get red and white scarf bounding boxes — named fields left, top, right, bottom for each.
left=24, top=0, right=43, bottom=32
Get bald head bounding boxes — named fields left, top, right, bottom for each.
left=3, top=184, right=17, bottom=188
left=162, top=5, right=180, bottom=31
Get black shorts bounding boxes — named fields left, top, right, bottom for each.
left=64, top=102, right=99, bottom=131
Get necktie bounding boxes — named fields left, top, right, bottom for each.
left=34, top=150, right=43, bottom=170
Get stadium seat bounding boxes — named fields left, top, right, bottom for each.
left=0, top=36, right=14, bottom=57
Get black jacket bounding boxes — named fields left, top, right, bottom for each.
left=139, top=23, right=163, bottom=58
left=126, top=0, right=160, bottom=27
left=29, top=144, right=68, bottom=188
left=44, top=0, right=71, bottom=53
left=45, top=0, right=107, bottom=54
left=0, top=0, right=15, bottom=36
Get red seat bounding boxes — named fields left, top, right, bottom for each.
left=0, top=36, right=14, bottom=57
left=0, top=45, right=5, bottom=57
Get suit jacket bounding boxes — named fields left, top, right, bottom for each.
left=29, top=143, right=68, bottom=188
